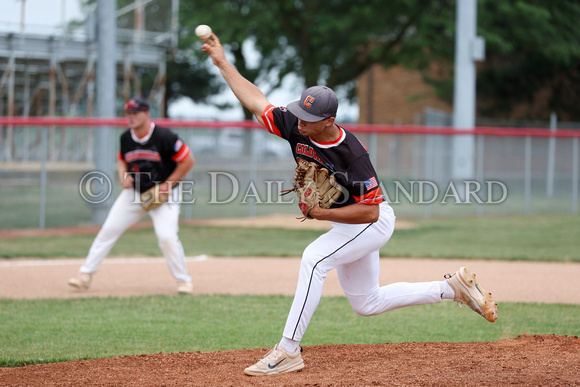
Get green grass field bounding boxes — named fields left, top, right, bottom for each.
left=1, top=214, right=578, bottom=261
left=1, top=214, right=579, bottom=368
left=1, top=296, right=579, bottom=367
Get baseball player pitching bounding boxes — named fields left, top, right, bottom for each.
left=200, top=32, right=498, bottom=376
left=68, top=98, right=195, bottom=295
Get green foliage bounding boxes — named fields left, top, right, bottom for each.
left=176, top=0, right=580, bottom=120
left=176, top=0, right=456, bottom=108
left=476, top=0, right=580, bottom=120
left=79, top=1, right=580, bottom=120
left=1, top=295, right=578, bottom=367
left=166, top=58, right=224, bottom=113
left=479, top=0, right=580, bottom=64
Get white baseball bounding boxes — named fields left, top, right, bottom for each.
left=195, top=24, right=212, bottom=39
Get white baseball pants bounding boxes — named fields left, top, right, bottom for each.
left=79, top=188, right=192, bottom=283
left=283, top=202, right=442, bottom=342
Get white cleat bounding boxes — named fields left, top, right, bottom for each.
left=244, top=344, right=304, bottom=376
left=177, top=282, right=194, bottom=295
left=445, top=267, right=498, bottom=322
left=68, top=273, right=93, bottom=290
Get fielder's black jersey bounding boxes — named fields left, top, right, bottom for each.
left=261, top=104, right=384, bottom=207
left=118, top=123, right=191, bottom=193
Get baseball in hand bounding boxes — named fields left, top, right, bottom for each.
left=195, top=24, right=212, bottom=39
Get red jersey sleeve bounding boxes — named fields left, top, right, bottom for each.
left=353, top=186, right=384, bottom=205
left=170, top=138, right=190, bottom=163
left=261, top=104, right=282, bottom=137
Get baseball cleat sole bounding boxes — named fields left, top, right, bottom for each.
left=244, top=345, right=304, bottom=376
left=68, top=273, right=92, bottom=290
left=244, top=361, right=304, bottom=376
left=446, top=267, right=498, bottom=322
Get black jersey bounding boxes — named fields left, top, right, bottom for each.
left=261, top=104, right=384, bottom=207
left=118, top=123, right=191, bottom=193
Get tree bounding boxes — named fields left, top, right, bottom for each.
left=176, top=0, right=454, bottom=119
left=476, top=0, right=580, bottom=120
left=176, top=0, right=580, bottom=121
left=80, top=0, right=580, bottom=121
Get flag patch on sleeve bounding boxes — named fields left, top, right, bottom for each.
left=174, top=139, right=183, bottom=152
left=364, top=177, right=378, bottom=190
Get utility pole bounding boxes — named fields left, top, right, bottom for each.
left=452, top=0, right=485, bottom=180
left=93, top=0, right=117, bottom=224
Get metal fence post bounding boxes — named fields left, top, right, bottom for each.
left=424, top=133, right=434, bottom=218
left=476, top=134, right=484, bottom=216
left=93, top=0, right=117, bottom=225
left=39, top=127, right=48, bottom=229
left=368, top=133, right=377, bottom=168
left=249, top=128, right=258, bottom=217
left=546, top=112, right=557, bottom=197
left=524, top=136, right=532, bottom=215
left=573, top=137, right=579, bottom=214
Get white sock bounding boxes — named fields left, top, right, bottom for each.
left=279, top=337, right=300, bottom=354
left=439, top=280, right=455, bottom=300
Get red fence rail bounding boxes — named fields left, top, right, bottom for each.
left=1, top=117, right=579, bottom=138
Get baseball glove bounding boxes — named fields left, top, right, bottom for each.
left=281, top=160, right=343, bottom=220
left=140, top=184, right=169, bottom=211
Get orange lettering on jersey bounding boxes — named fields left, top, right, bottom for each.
left=125, top=150, right=161, bottom=163
left=295, top=143, right=324, bottom=164
left=303, top=96, right=315, bottom=107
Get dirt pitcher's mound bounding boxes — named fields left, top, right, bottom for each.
left=1, top=335, right=578, bottom=386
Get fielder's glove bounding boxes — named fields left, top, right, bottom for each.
left=281, top=160, right=343, bottom=220
left=140, top=184, right=169, bottom=211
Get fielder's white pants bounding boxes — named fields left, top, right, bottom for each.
left=283, top=202, right=442, bottom=342
left=79, top=188, right=191, bottom=283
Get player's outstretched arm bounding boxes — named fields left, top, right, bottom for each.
left=201, top=33, right=269, bottom=126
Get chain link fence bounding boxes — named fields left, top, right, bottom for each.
left=0, top=119, right=579, bottom=230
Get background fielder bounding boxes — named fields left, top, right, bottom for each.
left=68, top=98, right=195, bottom=295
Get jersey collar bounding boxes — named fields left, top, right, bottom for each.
left=130, top=122, right=155, bottom=144
left=309, top=126, right=346, bottom=148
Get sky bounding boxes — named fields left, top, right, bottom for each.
left=0, top=0, right=359, bottom=122
left=0, top=0, right=84, bottom=35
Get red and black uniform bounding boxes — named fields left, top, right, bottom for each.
left=259, top=104, right=446, bottom=348
left=118, top=123, right=191, bottom=193
left=73, top=96, right=194, bottom=295
left=262, top=104, right=384, bottom=207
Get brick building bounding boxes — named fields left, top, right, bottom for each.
left=356, top=64, right=452, bottom=125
